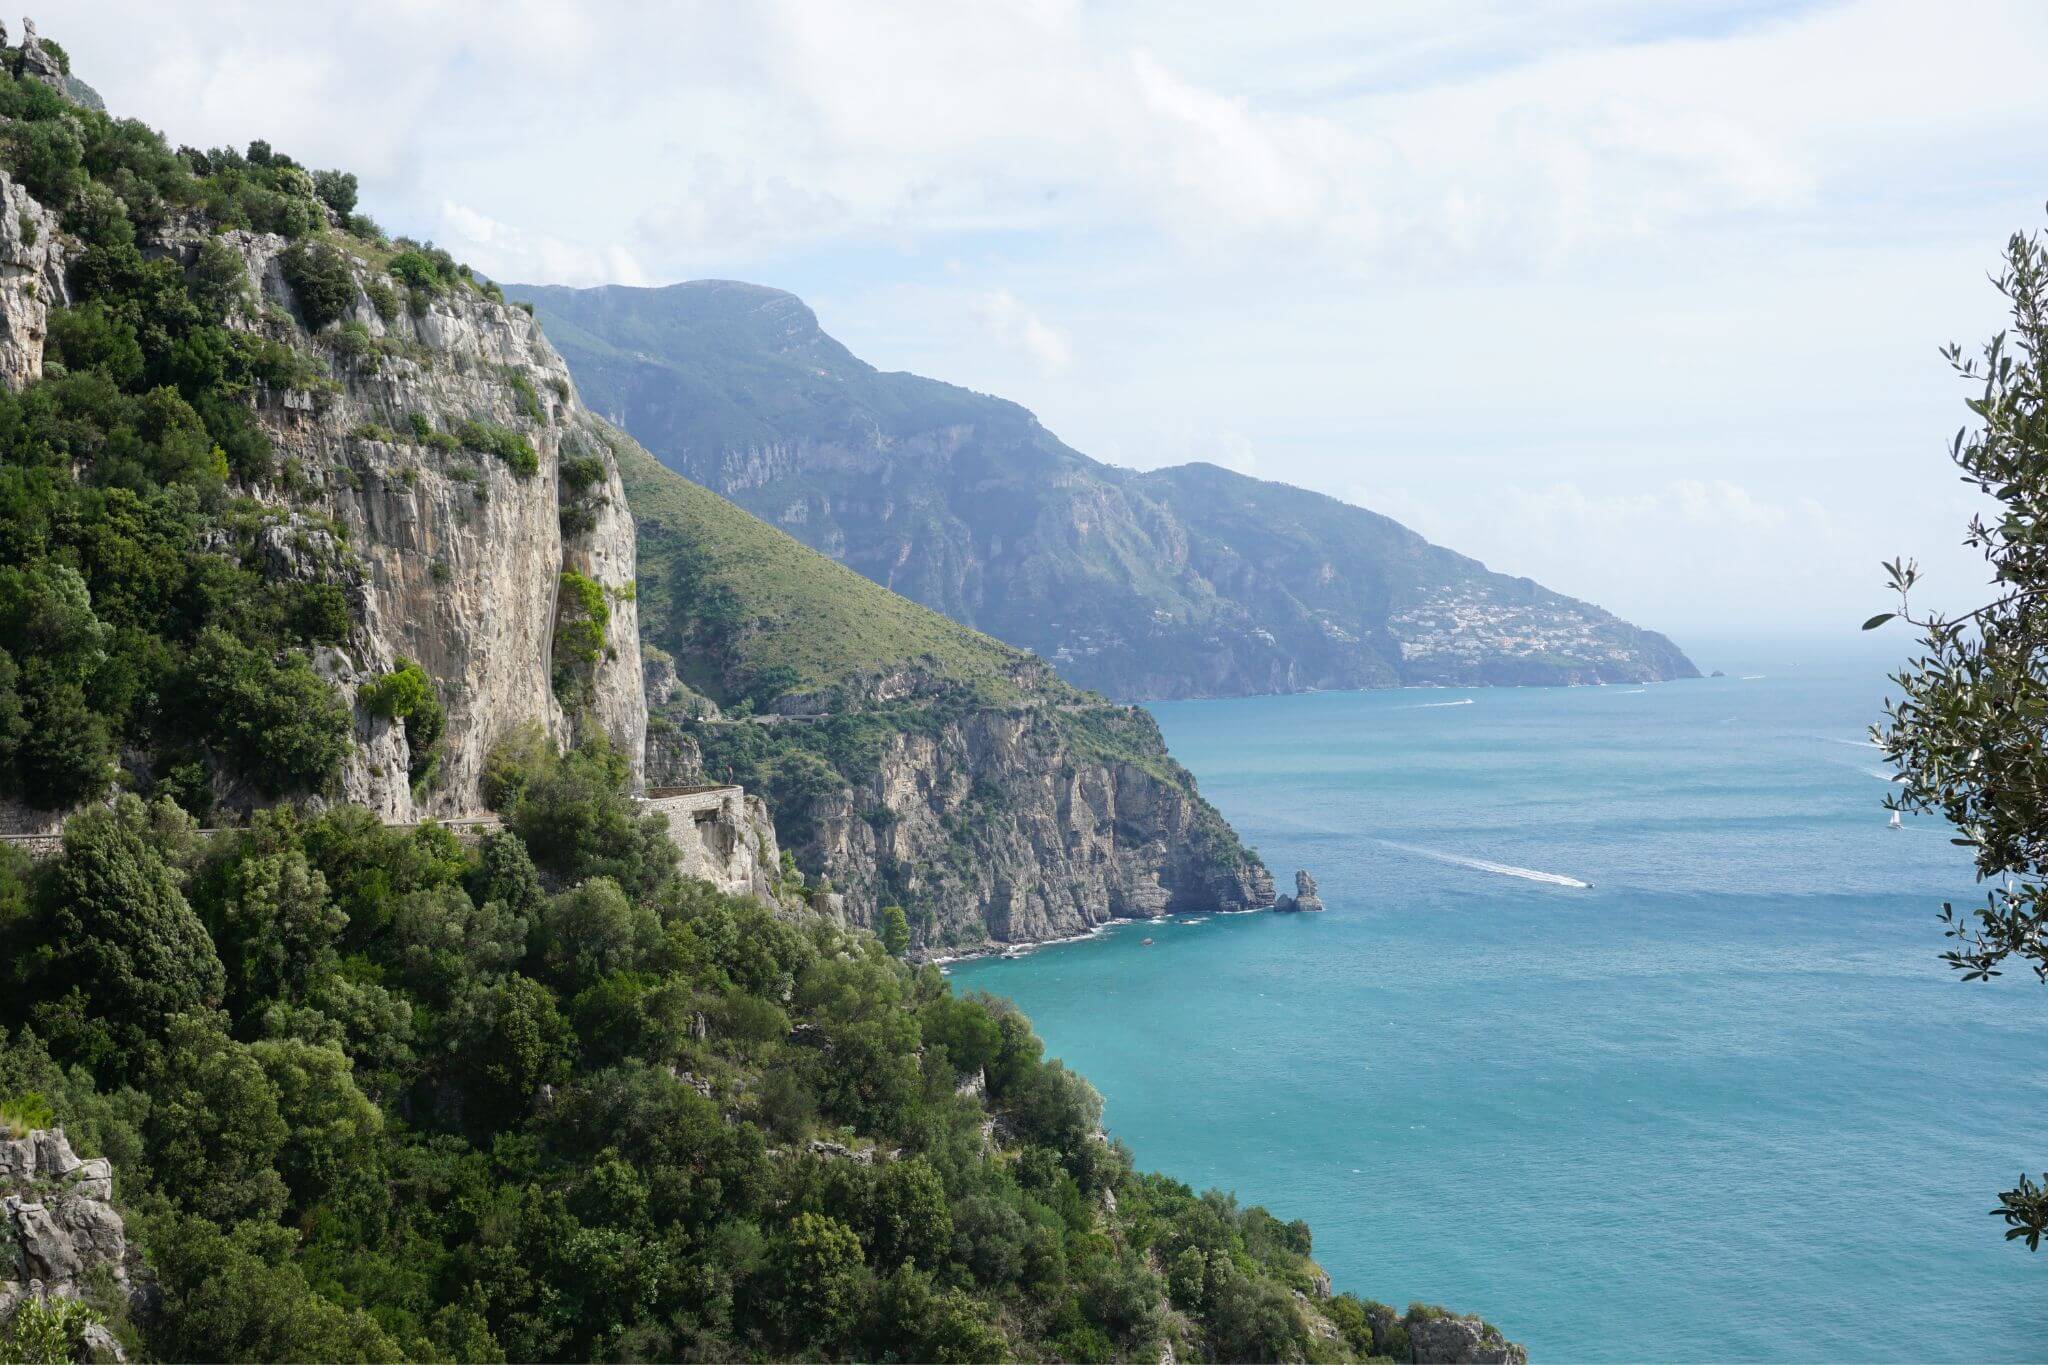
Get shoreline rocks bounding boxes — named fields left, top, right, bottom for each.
left=1274, top=869, right=1325, bottom=912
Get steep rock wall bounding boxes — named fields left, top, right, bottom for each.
left=142, top=223, right=647, bottom=819
left=685, top=699, right=1274, bottom=950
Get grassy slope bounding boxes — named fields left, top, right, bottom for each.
left=615, top=436, right=1031, bottom=704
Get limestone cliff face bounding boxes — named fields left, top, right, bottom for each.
left=671, top=694, right=1274, bottom=949
left=144, top=223, right=646, bottom=820
left=0, top=169, right=67, bottom=391
left=2, top=1128, right=140, bottom=1359
left=0, top=163, right=647, bottom=821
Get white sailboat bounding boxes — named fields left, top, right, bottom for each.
left=1888, top=810, right=1902, bottom=830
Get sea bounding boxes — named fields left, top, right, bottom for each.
left=950, top=635, right=2046, bottom=1362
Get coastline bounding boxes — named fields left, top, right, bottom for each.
left=924, top=904, right=1274, bottom=969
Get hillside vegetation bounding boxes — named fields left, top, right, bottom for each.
left=616, top=438, right=1031, bottom=708
left=0, top=29, right=1517, bottom=1363
left=1, top=746, right=1514, bottom=1363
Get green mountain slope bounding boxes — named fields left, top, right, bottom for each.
left=616, top=435, right=1029, bottom=706
left=514, top=279, right=1699, bottom=700
left=616, top=437, right=1275, bottom=948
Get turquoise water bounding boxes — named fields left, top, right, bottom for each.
left=952, top=640, right=2047, bottom=1362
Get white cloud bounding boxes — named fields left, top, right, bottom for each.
left=42, top=0, right=2048, bottom=631
left=970, top=290, right=1072, bottom=375
left=438, top=202, right=648, bottom=289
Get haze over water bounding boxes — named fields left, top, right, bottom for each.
left=952, top=638, right=2046, bottom=1362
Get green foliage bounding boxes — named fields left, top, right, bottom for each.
left=0, top=736, right=1372, bottom=1364
left=0, top=1089, right=51, bottom=1139
left=180, top=627, right=351, bottom=796
left=279, top=238, right=355, bottom=331
left=456, top=418, right=537, bottom=477
left=0, top=77, right=366, bottom=810
left=1877, top=211, right=2048, bottom=1254
left=16, top=797, right=223, bottom=1078
left=550, top=570, right=610, bottom=708
left=364, top=278, right=398, bottom=325
left=0, top=1295, right=103, bottom=1365
left=359, top=658, right=445, bottom=784
left=879, top=903, right=911, bottom=956
left=311, top=168, right=357, bottom=218
left=619, top=436, right=1026, bottom=704
left=507, top=370, right=544, bottom=423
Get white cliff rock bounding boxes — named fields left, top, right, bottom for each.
left=1, top=1128, right=140, bottom=1354
left=135, top=221, right=646, bottom=819
left=0, top=169, right=67, bottom=391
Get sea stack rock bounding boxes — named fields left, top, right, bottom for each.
left=1274, top=869, right=1324, bottom=912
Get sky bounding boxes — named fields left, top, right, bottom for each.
left=51, top=0, right=2048, bottom=640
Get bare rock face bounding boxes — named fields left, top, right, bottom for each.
left=0, top=169, right=67, bottom=391
left=137, top=223, right=647, bottom=819
left=1409, top=1313, right=1528, bottom=1365
left=651, top=787, right=781, bottom=903
left=775, top=703, right=1272, bottom=948
left=1, top=1128, right=141, bottom=1358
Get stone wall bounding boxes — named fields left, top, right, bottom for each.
left=645, top=786, right=781, bottom=903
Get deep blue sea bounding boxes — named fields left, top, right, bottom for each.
left=952, top=637, right=2047, bottom=1362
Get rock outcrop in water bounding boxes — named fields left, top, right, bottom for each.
left=1275, top=869, right=1325, bottom=912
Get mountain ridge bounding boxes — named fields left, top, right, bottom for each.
left=512, top=278, right=1699, bottom=700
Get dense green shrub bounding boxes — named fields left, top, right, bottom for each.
left=279, top=239, right=354, bottom=331
left=455, top=418, right=537, bottom=476
left=360, top=658, right=445, bottom=783
left=550, top=570, right=610, bottom=707
left=0, top=733, right=1352, bottom=1364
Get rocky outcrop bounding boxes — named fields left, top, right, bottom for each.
left=1408, top=1313, right=1529, bottom=1365
left=0, top=162, right=646, bottom=823
left=0, top=168, right=68, bottom=392
left=1275, top=869, right=1324, bottom=913
left=697, top=699, right=1273, bottom=950
left=132, top=222, right=645, bottom=820
left=2, top=1128, right=139, bottom=1358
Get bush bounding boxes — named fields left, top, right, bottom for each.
left=0, top=1089, right=52, bottom=1139
left=278, top=239, right=354, bottom=331
left=311, top=169, right=356, bottom=218
left=455, top=419, right=537, bottom=477
left=0, top=1294, right=104, bottom=1364
left=363, top=278, right=397, bottom=324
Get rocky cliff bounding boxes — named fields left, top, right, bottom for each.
left=659, top=680, right=1274, bottom=949
left=514, top=279, right=1698, bottom=701
left=619, top=441, right=1274, bottom=949
left=167, top=227, right=646, bottom=820
left=0, top=161, right=645, bottom=823
left=2, top=1127, right=139, bottom=1360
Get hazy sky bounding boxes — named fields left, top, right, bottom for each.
left=53, top=1, right=2048, bottom=639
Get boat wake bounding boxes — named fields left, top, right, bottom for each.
left=1376, top=841, right=1591, bottom=889
left=1402, top=698, right=1475, bottom=709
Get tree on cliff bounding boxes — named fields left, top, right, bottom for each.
left=1870, top=209, right=2048, bottom=1251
